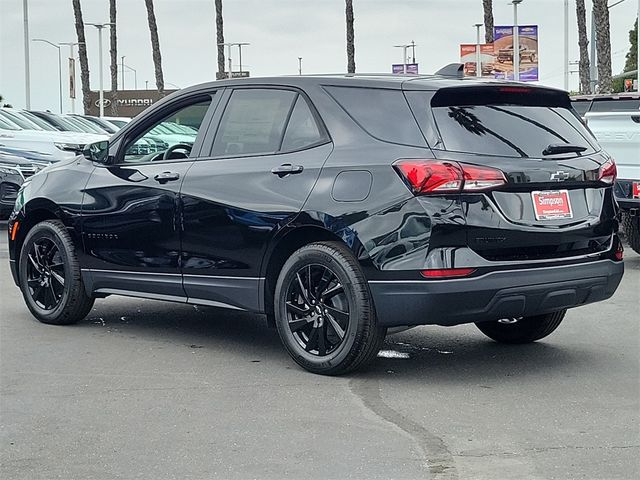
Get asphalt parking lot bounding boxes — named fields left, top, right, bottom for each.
left=1, top=221, right=638, bottom=480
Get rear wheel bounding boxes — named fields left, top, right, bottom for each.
left=18, top=220, right=94, bottom=325
left=475, top=311, right=566, bottom=344
left=621, top=212, right=640, bottom=254
left=274, top=241, right=386, bottom=375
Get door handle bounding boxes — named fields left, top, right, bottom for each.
left=271, top=163, right=304, bottom=178
left=154, top=171, right=180, bottom=184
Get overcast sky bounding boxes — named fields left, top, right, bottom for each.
left=0, top=0, right=637, bottom=112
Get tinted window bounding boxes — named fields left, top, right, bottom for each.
left=571, top=100, right=591, bottom=116
left=590, top=98, right=640, bottom=112
left=430, top=105, right=597, bottom=158
left=212, top=89, right=296, bottom=157
left=122, top=99, right=212, bottom=163
left=281, top=96, right=325, bottom=151
left=325, top=86, right=425, bottom=147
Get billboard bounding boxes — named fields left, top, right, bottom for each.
left=392, top=63, right=419, bottom=74
left=86, top=89, right=178, bottom=117
left=493, top=25, right=539, bottom=81
left=459, top=44, right=496, bottom=78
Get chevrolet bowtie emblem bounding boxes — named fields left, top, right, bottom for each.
left=550, top=171, right=570, bottom=182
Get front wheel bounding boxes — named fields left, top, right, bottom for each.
left=18, top=220, right=94, bottom=325
left=274, top=241, right=386, bottom=375
left=475, top=311, right=566, bottom=344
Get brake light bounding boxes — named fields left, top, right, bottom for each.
left=421, top=268, right=476, bottom=278
left=462, top=164, right=507, bottom=191
left=598, top=158, right=617, bottom=184
left=394, top=160, right=462, bottom=194
left=394, top=159, right=506, bottom=194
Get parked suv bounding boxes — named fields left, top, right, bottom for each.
left=7, top=74, right=624, bottom=374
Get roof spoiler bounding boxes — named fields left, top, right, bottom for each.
left=435, top=63, right=464, bottom=78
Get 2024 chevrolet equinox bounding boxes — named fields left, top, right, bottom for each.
left=7, top=74, right=624, bottom=375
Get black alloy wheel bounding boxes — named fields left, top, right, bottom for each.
left=25, top=237, right=66, bottom=310
left=18, top=220, right=94, bottom=325
left=275, top=241, right=386, bottom=375
left=285, top=264, right=349, bottom=357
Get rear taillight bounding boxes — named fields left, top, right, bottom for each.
left=598, top=158, right=617, bottom=184
left=614, top=242, right=624, bottom=261
left=394, top=159, right=506, bottom=194
left=421, top=268, right=476, bottom=278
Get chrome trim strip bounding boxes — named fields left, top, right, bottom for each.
left=93, top=289, right=187, bottom=303
left=186, top=298, right=245, bottom=311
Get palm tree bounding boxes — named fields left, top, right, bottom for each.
left=72, top=0, right=91, bottom=114
left=482, top=0, right=494, bottom=43
left=215, top=0, right=225, bottom=80
left=345, top=0, right=355, bottom=73
left=575, top=0, right=591, bottom=94
left=109, top=0, right=118, bottom=114
left=592, top=0, right=612, bottom=93
left=144, top=0, right=164, bottom=93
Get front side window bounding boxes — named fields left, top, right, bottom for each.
left=122, top=99, right=212, bottom=163
left=211, top=89, right=297, bottom=157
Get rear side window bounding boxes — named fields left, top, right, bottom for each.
left=281, top=96, right=326, bottom=151
left=324, top=86, right=426, bottom=147
left=212, top=89, right=297, bottom=156
left=408, top=89, right=598, bottom=158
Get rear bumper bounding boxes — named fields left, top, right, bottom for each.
left=369, top=260, right=624, bottom=327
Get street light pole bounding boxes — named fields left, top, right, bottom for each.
left=564, top=0, right=569, bottom=90
left=121, top=55, right=125, bottom=89
left=23, top=0, right=31, bottom=108
left=86, top=23, right=113, bottom=117
left=393, top=44, right=411, bottom=73
left=474, top=23, right=483, bottom=78
left=33, top=39, right=63, bottom=113
left=512, top=0, right=523, bottom=81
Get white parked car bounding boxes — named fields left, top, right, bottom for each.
left=585, top=110, right=640, bottom=253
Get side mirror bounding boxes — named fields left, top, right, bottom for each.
left=82, top=140, right=110, bottom=164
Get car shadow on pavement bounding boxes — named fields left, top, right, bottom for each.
left=70, top=296, right=605, bottom=382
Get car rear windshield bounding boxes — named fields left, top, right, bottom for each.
left=407, top=87, right=599, bottom=158
left=589, top=98, right=640, bottom=112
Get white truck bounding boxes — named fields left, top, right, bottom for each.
left=585, top=110, right=640, bottom=253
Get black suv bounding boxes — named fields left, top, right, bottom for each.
left=7, top=74, right=624, bottom=375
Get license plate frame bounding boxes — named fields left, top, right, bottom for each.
left=531, top=190, right=573, bottom=220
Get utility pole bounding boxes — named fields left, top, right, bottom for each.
left=410, top=40, right=416, bottom=63
left=23, top=0, right=31, bottom=108
left=298, top=57, right=302, bottom=75
left=86, top=23, right=113, bottom=117
left=33, top=39, right=63, bottom=113
left=474, top=23, right=483, bottom=78
left=637, top=0, right=639, bottom=91
left=512, top=0, right=523, bottom=81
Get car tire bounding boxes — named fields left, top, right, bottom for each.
left=621, top=212, right=640, bottom=254
left=18, top=220, right=94, bottom=325
left=475, top=310, right=566, bottom=344
left=274, top=241, right=386, bottom=375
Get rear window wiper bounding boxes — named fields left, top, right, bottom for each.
left=542, top=143, right=587, bottom=156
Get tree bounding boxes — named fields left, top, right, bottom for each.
left=592, top=0, right=612, bottom=93
left=345, top=0, right=355, bottom=73
left=109, top=0, right=118, bottom=114
left=215, top=0, right=225, bottom=80
left=72, top=0, right=91, bottom=113
left=144, top=0, right=164, bottom=93
left=482, top=0, right=494, bottom=43
left=576, top=0, right=591, bottom=94
left=613, top=19, right=638, bottom=92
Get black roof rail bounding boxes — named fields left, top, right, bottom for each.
left=435, top=63, right=464, bottom=78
